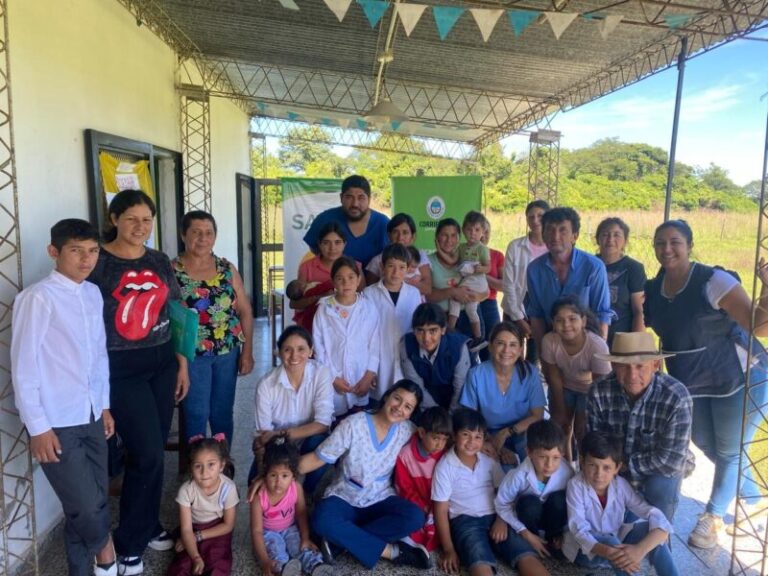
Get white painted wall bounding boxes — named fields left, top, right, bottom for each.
left=4, top=0, right=250, bottom=555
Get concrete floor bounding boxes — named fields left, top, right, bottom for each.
left=36, top=318, right=763, bottom=575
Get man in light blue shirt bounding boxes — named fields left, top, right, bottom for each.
left=526, top=207, right=611, bottom=352
left=303, top=175, right=390, bottom=267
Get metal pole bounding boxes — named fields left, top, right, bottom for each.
left=664, top=36, right=688, bottom=222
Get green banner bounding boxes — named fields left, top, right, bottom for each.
left=391, top=175, right=483, bottom=250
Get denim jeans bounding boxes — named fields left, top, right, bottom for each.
left=574, top=523, right=678, bottom=576
left=691, top=366, right=768, bottom=516
left=516, top=491, right=568, bottom=540
left=263, top=524, right=324, bottom=573
left=478, top=299, right=501, bottom=362
left=638, top=474, right=682, bottom=522
left=183, top=348, right=240, bottom=445
left=449, top=513, right=523, bottom=570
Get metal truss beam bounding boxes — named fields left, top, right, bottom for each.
left=731, top=98, right=768, bottom=576
left=250, top=117, right=478, bottom=161
left=180, top=86, right=211, bottom=213
left=527, top=130, right=561, bottom=206
left=0, top=0, right=37, bottom=574
left=472, top=0, right=768, bottom=147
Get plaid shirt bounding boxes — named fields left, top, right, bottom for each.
left=587, top=372, right=694, bottom=481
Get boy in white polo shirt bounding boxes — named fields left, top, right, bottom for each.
left=432, top=408, right=519, bottom=576
left=11, top=219, right=115, bottom=576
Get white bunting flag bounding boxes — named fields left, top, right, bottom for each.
left=324, top=0, right=353, bottom=21
left=277, top=0, right=300, bottom=11
left=397, top=3, right=427, bottom=37
left=545, top=11, right=577, bottom=39
left=470, top=8, right=503, bottom=42
left=598, top=14, right=623, bottom=39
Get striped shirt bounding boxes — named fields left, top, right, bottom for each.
left=587, top=372, right=694, bottom=481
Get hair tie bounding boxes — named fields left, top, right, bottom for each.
left=273, top=435, right=287, bottom=446
left=212, top=432, right=226, bottom=443
left=188, top=434, right=205, bottom=444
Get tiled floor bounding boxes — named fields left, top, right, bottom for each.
left=36, top=318, right=762, bottom=575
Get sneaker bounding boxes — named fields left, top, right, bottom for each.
left=468, top=338, right=488, bottom=353
left=393, top=541, right=431, bottom=569
left=319, top=538, right=335, bottom=565
left=280, top=558, right=302, bottom=576
left=310, top=564, right=335, bottom=576
left=116, top=556, right=143, bottom=576
left=94, top=562, right=117, bottom=576
left=688, top=512, right=723, bottom=549
left=147, top=530, right=174, bottom=551
left=727, top=500, right=768, bottom=536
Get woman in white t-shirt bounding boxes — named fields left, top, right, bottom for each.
left=540, top=296, right=611, bottom=462
left=645, top=219, right=768, bottom=549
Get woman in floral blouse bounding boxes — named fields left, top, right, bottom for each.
left=173, top=210, right=254, bottom=445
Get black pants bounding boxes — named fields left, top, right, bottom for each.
left=42, top=418, right=111, bottom=576
left=516, top=490, right=567, bottom=540
left=109, top=339, right=177, bottom=557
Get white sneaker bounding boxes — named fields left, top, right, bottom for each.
left=147, top=530, right=174, bottom=551
left=117, top=556, right=143, bottom=576
left=688, top=512, right=723, bottom=549
left=93, top=562, right=117, bottom=576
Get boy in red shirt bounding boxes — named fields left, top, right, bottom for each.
left=394, top=407, right=451, bottom=552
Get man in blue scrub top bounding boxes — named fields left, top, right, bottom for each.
left=526, top=206, right=611, bottom=353
left=303, top=175, right=390, bottom=267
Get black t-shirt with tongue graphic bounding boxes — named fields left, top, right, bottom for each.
left=89, top=248, right=181, bottom=351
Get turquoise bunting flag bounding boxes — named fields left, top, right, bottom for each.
left=357, top=0, right=390, bottom=28
left=432, top=6, right=465, bottom=40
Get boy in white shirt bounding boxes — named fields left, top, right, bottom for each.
left=432, top=408, right=516, bottom=576
left=11, top=219, right=115, bottom=576
left=563, top=431, right=679, bottom=576
left=494, top=419, right=573, bottom=576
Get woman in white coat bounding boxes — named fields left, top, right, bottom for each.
left=313, top=256, right=381, bottom=417
left=364, top=244, right=423, bottom=403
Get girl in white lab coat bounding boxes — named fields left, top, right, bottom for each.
left=313, top=256, right=380, bottom=417
left=364, top=244, right=422, bottom=402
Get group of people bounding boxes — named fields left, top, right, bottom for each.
left=9, top=173, right=768, bottom=576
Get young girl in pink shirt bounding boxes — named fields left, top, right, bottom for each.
left=250, top=437, right=333, bottom=576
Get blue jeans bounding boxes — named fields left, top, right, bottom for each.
left=311, top=495, right=424, bottom=568
left=478, top=299, right=501, bottom=362
left=183, top=349, right=240, bottom=445
left=574, top=523, right=678, bottom=576
left=263, top=524, right=324, bottom=573
left=450, top=513, right=527, bottom=570
left=248, top=433, right=328, bottom=495
left=691, top=367, right=768, bottom=516
left=637, top=474, right=682, bottom=522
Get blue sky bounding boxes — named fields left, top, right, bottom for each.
left=502, top=31, right=768, bottom=185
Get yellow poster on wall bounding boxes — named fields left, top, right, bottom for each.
left=98, top=151, right=157, bottom=248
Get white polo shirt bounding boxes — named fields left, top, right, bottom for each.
left=432, top=447, right=504, bottom=519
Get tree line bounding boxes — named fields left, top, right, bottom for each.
left=253, top=127, right=759, bottom=213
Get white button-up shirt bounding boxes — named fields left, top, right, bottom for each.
left=253, top=359, right=334, bottom=433
left=495, top=457, right=574, bottom=533
left=563, top=471, right=673, bottom=562
left=11, top=271, right=110, bottom=436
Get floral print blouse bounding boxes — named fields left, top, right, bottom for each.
left=173, top=255, right=245, bottom=357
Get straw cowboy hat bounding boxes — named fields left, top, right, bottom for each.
left=595, top=332, right=675, bottom=364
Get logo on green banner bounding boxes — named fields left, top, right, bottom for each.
left=427, top=196, right=446, bottom=220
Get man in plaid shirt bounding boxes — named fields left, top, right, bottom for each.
left=588, top=332, right=693, bottom=521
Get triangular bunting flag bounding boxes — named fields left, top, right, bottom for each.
left=598, top=14, right=623, bottom=39
left=581, top=13, right=597, bottom=21
left=286, top=111, right=300, bottom=121
left=397, top=3, right=427, bottom=37
left=321, top=117, right=335, bottom=126
left=324, top=0, right=353, bottom=21
left=432, top=6, right=465, bottom=40
left=663, top=14, right=692, bottom=30
left=277, top=0, right=300, bottom=11
left=356, top=118, right=369, bottom=130
left=338, top=118, right=353, bottom=129
left=545, top=11, right=577, bottom=39
left=256, top=102, right=267, bottom=113
left=470, top=8, right=503, bottom=42
left=390, top=120, right=403, bottom=131
left=357, top=0, right=390, bottom=28
left=507, top=10, right=538, bottom=37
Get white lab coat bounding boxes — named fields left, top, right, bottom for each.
left=363, top=281, right=423, bottom=399
left=313, top=293, right=380, bottom=415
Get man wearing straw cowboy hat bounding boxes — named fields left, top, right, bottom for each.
left=587, top=331, right=694, bottom=522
